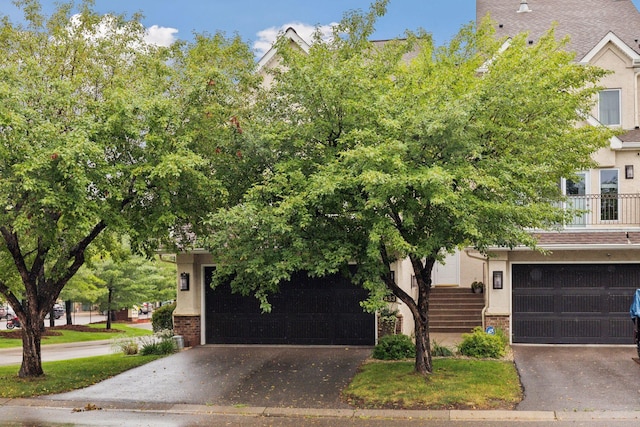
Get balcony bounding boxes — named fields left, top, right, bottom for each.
left=563, top=193, right=640, bottom=228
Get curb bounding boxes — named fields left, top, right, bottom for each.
left=2, top=399, right=639, bottom=422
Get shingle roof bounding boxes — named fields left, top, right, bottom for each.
left=619, top=127, right=640, bottom=142
left=476, top=0, right=640, bottom=61
left=532, top=231, right=640, bottom=245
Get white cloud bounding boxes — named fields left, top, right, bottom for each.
left=68, top=14, right=177, bottom=48
left=144, top=25, right=179, bottom=47
left=253, top=22, right=337, bottom=58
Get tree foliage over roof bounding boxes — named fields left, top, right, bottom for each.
left=203, top=0, right=613, bottom=374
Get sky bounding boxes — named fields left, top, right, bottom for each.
left=0, top=0, right=477, bottom=57
left=2, top=0, right=640, bottom=59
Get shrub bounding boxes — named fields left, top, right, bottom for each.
left=458, top=327, right=506, bottom=359
left=112, top=337, right=139, bottom=355
left=372, top=334, right=415, bottom=360
left=152, top=303, right=175, bottom=332
left=140, top=337, right=177, bottom=356
left=432, top=340, right=454, bottom=357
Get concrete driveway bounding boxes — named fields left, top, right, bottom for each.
left=513, top=345, right=640, bottom=411
left=48, top=345, right=372, bottom=409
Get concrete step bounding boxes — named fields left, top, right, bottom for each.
left=430, top=325, right=478, bottom=333
left=428, top=287, right=484, bottom=332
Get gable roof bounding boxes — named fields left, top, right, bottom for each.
left=257, top=27, right=311, bottom=71
left=476, top=0, right=640, bottom=61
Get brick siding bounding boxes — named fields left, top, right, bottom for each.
left=173, top=315, right=201, bottom=347
left=484, top=314, right=510, bottom=339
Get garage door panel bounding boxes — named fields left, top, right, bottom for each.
left=561, top=294, right=602, bottom=313
left=560, top=319, right=601, bottom=338
left=205, top=267, right=375, bottom=345
left=514, top=319, right=555, bottom=341
left=513, top=264, right=638, bottom=344
left=514, top=294, right=554, bottom=313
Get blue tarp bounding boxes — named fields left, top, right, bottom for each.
left=630, top=289, right=640, bottom=319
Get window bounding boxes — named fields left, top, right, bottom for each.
left=600, top=169, right=618, bottom=221
left=599, top=89, right=621, bottom=126
left=563, top=173, right=587, bottom=226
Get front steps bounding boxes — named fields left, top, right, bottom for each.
left=428, top=287, right=484, bottom=333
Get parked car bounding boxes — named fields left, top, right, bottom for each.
left=52, top=303, right=65, bottom=319
left=44, top=303, right=65, bottom=320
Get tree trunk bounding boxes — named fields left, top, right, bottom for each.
left=48, top=309, right=55, bottom=327
left=19, top=317, right=44, bottom=378
left=413, top=309, right=432, bottom=375
left=65, top=300, right=72, bottom=325
left=382, top=253, right=436, bottom=375
left=106, top=286, right=113, bottom=330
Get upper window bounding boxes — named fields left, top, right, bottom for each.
left=599, top=89, right=621, bottom=126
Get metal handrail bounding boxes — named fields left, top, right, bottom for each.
left=563, top=193, right=640, bottom=227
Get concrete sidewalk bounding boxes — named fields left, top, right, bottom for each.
left=0, top=397, right=639, bottom=423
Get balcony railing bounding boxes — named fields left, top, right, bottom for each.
left=563, top=193, right=640, bottom=227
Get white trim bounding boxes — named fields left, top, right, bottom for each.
left=580, top=31, right=640, bottom=64
left=490, top=243, right=640, bottom=251
left=598, top=89, right=622, bottom=127
left=510, top=260, right=640, bottom=265
left=257, top=27, right=311, bottom=70
left=200, top=263, right=215, bottom=345
left=584, top=114, right=623, bottom=149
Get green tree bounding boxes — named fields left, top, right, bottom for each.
left=0, top=1, right=256, bottom=377
left=91, top=254, right=174, bottom=329
left=205, top=2, right=613, bottom=375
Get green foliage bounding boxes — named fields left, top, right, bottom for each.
left=343, top=359, right=522, bottom=409
left=0, top=0, right=257, bottom=376
left=202, top=1, right=613, bottom=376
left=458, top=327, right=506, bottom=359
left=372, top=334, right=416, bottom=360
left=112, top=338, right=139, bottom=355
left=139, top=337, right=177, bottom=356
left=152, top=303, right=176, bottom=332
left=431, top=340, right=454, bottom=357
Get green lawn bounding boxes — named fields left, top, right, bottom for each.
left=343, top=359, right=523, bottom=410
left=0, top=323, right=152, bottom=349
left=0, top=354, right=162, bottom=398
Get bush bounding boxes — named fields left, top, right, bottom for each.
left=458, top=327, right=506, bottom=359
left=112, top=337, right=139, bottom=355
left=372, top=334, right=415, bottom=360
left=140, top=337, right=177, bottom=356
left=432, top=340, right=454, bottom=357
left=152, top=303, right=175, bottom=332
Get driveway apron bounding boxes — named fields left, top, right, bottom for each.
left=513, top=345, right=640, bottom=411
left=47, top=346, right=372, bottom=409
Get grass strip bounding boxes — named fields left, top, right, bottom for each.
left=343, top=358, right=522, bottom=410
left=0, top=324, right=152, bottom=349
left=0, top=354, right=162, bottom=398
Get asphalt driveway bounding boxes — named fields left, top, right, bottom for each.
left=48, top=346, right=372, bottom=409
left=513, top=345, right=640, bottom=411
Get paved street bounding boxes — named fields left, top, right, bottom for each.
left=0, top=317, right=152, bottom=366
left=0, top=335, right=639, bottom=425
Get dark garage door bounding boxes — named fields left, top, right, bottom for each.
left=512, top=264, right=639, bottom=344
left=204, top=267, right=375, bottom=345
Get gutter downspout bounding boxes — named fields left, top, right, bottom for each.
left=635, top=71, right=640, bottom=129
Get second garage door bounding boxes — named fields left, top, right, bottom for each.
left=512, top=264, right=639, bottom=344
left=204, top=267, right=375, bottom=345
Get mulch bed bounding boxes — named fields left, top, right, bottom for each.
left=0, top=324, right=125, bottom=339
